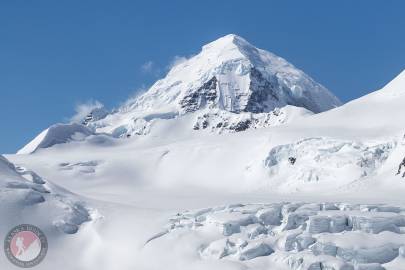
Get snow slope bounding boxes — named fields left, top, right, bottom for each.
left=0, top=155, right=96, bottom=237
left=15, top=70, right=405, bottom=195
left=13, top=65, right=405, bottom=196
left=17, top=123, right=94, bottom=154
left=294, top=69, right=405, bottom=134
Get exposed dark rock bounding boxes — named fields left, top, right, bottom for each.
left=244, top=68, right=280, bottom=113
left=82, top=107, right=108, bottom=125
left=202, top=120, right=209, bottom=129
left=396, top=156, right=405, bottom=177
left=230, top=119, right=252, bottom=132
left=288, top=157, right=297, bottom=165
left=180, top=68, right=283, bottom=115
left=180, top=77, right=218, bottom=113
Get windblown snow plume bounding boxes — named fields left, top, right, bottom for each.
left=70, top=100, right=105, bottom=124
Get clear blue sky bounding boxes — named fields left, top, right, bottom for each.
left=1, top=1, right=405, bottom=153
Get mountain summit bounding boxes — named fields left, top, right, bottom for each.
left=19, top=34, right=343, bottom=153
left=123, top=34, right=341, bottom=115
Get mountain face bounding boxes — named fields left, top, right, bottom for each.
left=83, top=34, right=339, bottom=137
left=123, top=34, right=340, bottom=115
left=18, top=34, right=341, bottom=153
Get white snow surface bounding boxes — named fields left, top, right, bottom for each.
left=4, top=69, right=405, bottom=270
left=3, top=35, right=405, bottom=270
left=0, top=154, right=97, bottom=249
left=17, top=123, right=94, bottom=154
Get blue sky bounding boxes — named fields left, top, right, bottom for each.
left=1, top=1, right=405, bottom=153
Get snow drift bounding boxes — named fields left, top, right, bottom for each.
left=0, top=155, right=96, bottom=234
left=17, top=123, right=94, bottom=154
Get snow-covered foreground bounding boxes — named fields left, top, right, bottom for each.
left=4, top=120, right=405, bottom=270
left=151, top=202, right=405, bottom=270
left=2, top=159, right=405, bottom=270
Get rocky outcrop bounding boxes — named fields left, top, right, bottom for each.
left=244, top=67, right=280, bottom=113
left=180, top=76, right=218, bottom=113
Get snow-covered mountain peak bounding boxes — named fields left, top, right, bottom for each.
left=18, top=35, right=342, bottom=152
left=200, top=34, right=296, bottom=74
left=122, top=34, right=341, bottom=116
left=200, top=34, right=254, bottom=58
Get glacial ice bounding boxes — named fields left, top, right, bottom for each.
left=148, top=202, right=405, bottom=269
left=264, top=138, right=394, bottom=191
left=239, top=242, right=273, bottom=260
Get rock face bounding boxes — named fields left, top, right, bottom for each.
left=180, top=67, right=283, bottom=114
left=192, top=106, right=313, bottom=133
left=244, top=67, right=280, bottom=113
left=396, top=156, right=405, bottom=177
left=180, top=76, right=218, bottom=113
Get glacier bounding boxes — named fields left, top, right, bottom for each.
left=2, top=34, right=405, bottom=270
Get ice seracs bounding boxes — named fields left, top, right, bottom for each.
left=147, top=202, right=405, bottom=270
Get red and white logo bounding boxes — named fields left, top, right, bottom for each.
left=4, top=224, right=48, bottom=268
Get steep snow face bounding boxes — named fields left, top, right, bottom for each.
left=121, top=34, right=340, bottom=115
left=17, top=123, right=94, bottom=154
